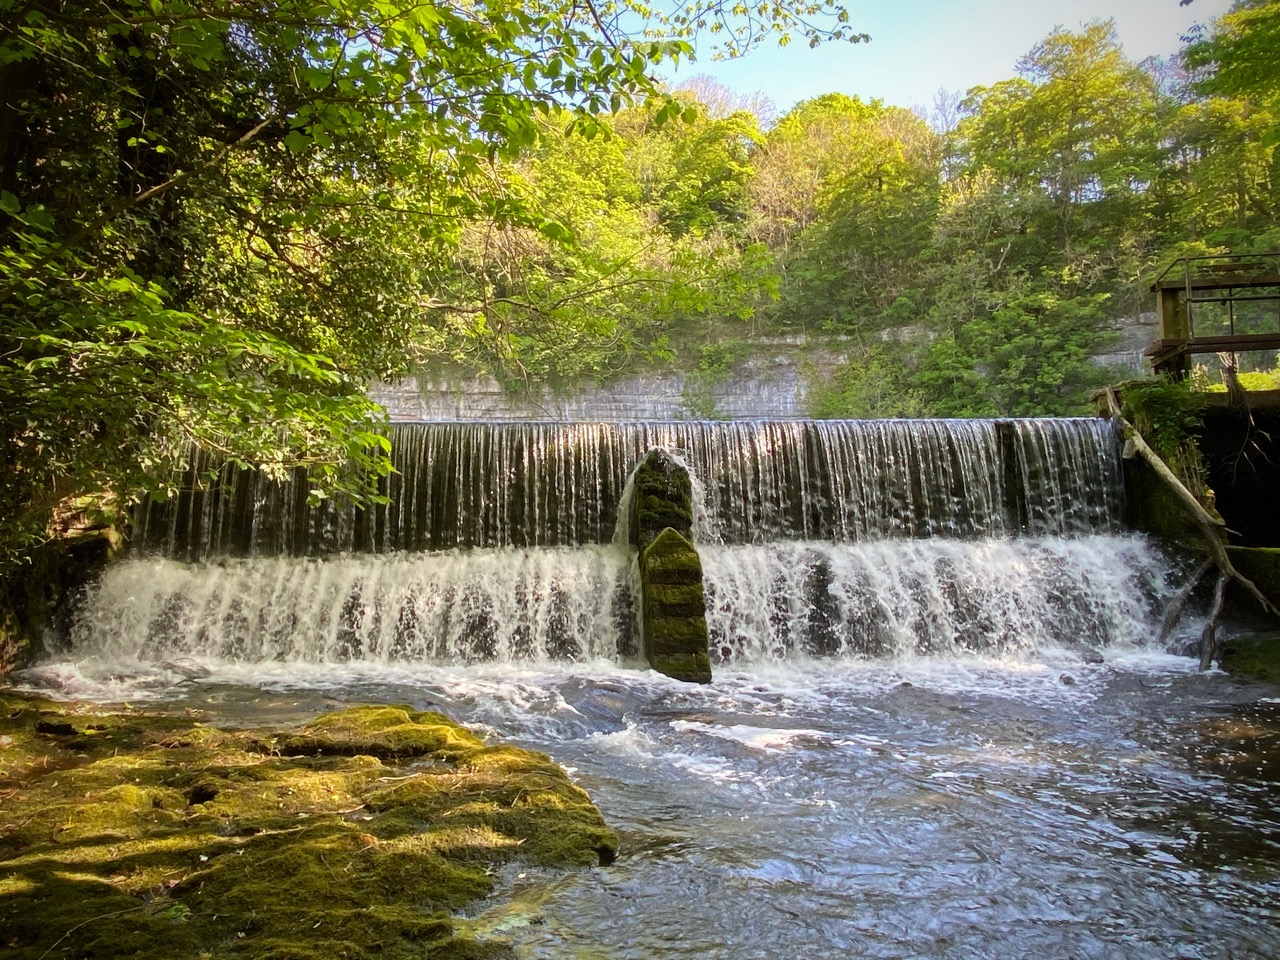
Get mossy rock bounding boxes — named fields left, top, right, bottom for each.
left=631, top=449, right=694, bottom=550
left=273, top=705, right=486, bottom=759
left=0, top=695, right=616, bottom=959
left=1219, top=632, right=1280, bottom=684
left=645, top=616, right=710, bottom=653
left=650, top=652, right=712, bottom=684
left=640, top=528, right=704, bottom=585
left=645, top=583, right=706, bottom=604
left=644, top=581, right=706, bottom=610
left=0, top=607, right=26, bottom=679
left=638, top=528, right=711, bottom=683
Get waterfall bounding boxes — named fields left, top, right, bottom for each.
left=68, top=533, right=1176, bottom=667
left=61, top=417, right=1173, bottom=669
left=701, top=536, right=1172, bottom=662
left=131, top=418, right=1123, bottom=557
left=70, top=547, right=635, bottom=664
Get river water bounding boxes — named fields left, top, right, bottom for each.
left=19, top=540, right=1280, bottom=959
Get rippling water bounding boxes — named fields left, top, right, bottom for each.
left=18, top=652, right=1280, bottom=959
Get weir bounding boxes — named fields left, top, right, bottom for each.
left=62, top=416, right=1180, bottom=680
left=132, top=418, right=1123, bottom=557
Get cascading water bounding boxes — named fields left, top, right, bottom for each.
left=72, top=547, right=635, bottom=664
left=130, top=418, right=1122, bottom=556
left=69, top=417, right=1160, bottom=668
left=701, top=536, right=1172, bottom=662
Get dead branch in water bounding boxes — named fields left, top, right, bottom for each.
left=1102, top=387, right=1280, bottom=668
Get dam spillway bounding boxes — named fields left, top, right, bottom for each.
left=62, top=417, right=1181, bottom=670
left=31, top=420, right=1280, bottom=960
left=130, top=418, right=1124, bottom=559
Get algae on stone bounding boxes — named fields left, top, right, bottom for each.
left=0, top=694, right=617, bottom=960
left=630, top=449, right=694, bottom=552
left=639, top=527, right=711, bottom=684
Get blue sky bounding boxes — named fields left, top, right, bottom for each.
left=669, top=0, right=1233, bottom=114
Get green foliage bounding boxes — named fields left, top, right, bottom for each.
left=800, top=18, right=1277, bottom=420
left=1116, top=376, right=1213, bottom=524
left=917, top=286, right=1117, bottom=417
left=428, top=105, right=777, bottom=385
left=806, top=342, right=926, bottom=419
left=0, top=0, right=856, bottom=571
left=1185, top=0, right=1280, bottom=136
left=1119, top=377, right=1209, bottom=464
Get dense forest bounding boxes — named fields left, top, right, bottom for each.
left=437, top=12, right=1280, bottom=421
left=1, top=0, right=1278, bottom=571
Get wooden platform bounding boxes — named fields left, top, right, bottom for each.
left=1148, top=254, right=1280, bottom=376
left=1146, top=333, right=1280, bottom=367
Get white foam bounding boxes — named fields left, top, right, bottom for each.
left=701, top=535, right=1179, bottom=662
left=670, top=720, right=830, bottom=751
left=65, top=546, right=633, bottom=664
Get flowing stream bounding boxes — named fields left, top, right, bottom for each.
left=21, top=647, right=1280, bottom=959
left=17, top=417, right=1280, bottom=957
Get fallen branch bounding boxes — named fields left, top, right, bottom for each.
left=1103, top=387, right=1280, bottom=667
left=1157, top=557, right=1212, bottom=647
left=38, top=905, right=147, bottom=960
left=1201, top=573, right=1228, bottom=672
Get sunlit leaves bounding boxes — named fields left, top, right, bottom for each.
left=0, top=0, right=866, bottom=568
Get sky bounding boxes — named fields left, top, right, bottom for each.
left=669, top=0, right=1235, bottom=115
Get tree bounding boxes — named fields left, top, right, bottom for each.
left=429, top=93, right=777, bottom=385
left=957, top=20, right=1161, bottom=266
left=0, top=0, right=860, bottom=570
left=1172, top=1, right=1280, bottom=250
left=777, top=103, right=941, bottom=334
left=1184, top=0, right=1280, bottom=130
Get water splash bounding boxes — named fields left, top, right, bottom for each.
left=65, top=535, right=1176, bottom=669
left=701, top=535, right=1177, bottom=663
left=66, top=546, right=635, bottom=664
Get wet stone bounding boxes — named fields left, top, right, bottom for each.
left=639, top=528, right=712, bottom=684
left=0, top=694, right=617, bottom=960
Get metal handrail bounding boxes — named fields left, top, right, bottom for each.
left=1153, top=253, right=1280, bottom=341
left=1154, top=251, right=1280, bottom=288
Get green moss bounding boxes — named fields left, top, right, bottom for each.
left=637, top=527, right=711, bottom=683
left=650, top=652, right=712, bottom=684
left=1219, top=632, right=1280, bottom=684
left=0, top=695, right=616, bottom=959
left=645, top=617, right=710, bottom=651
left=644, top=582, right=706, bottom=608
left=274, top=705, right=486, bottom=760
left=640, top=528, right=704, bottom=584
left=1117, top=378, right=1207, bottom=466
left=1124, top=457, right=1206, bottom=546
left=1112, top=379, right=1218, bottom=548
left=631, top=450, right=695, bottom=550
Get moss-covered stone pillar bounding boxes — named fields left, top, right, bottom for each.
left=640, top=528, right=712, bottom=683
left=631, top=450, right=711, bottom=684
left=631, top=448, right=694, bottom=550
